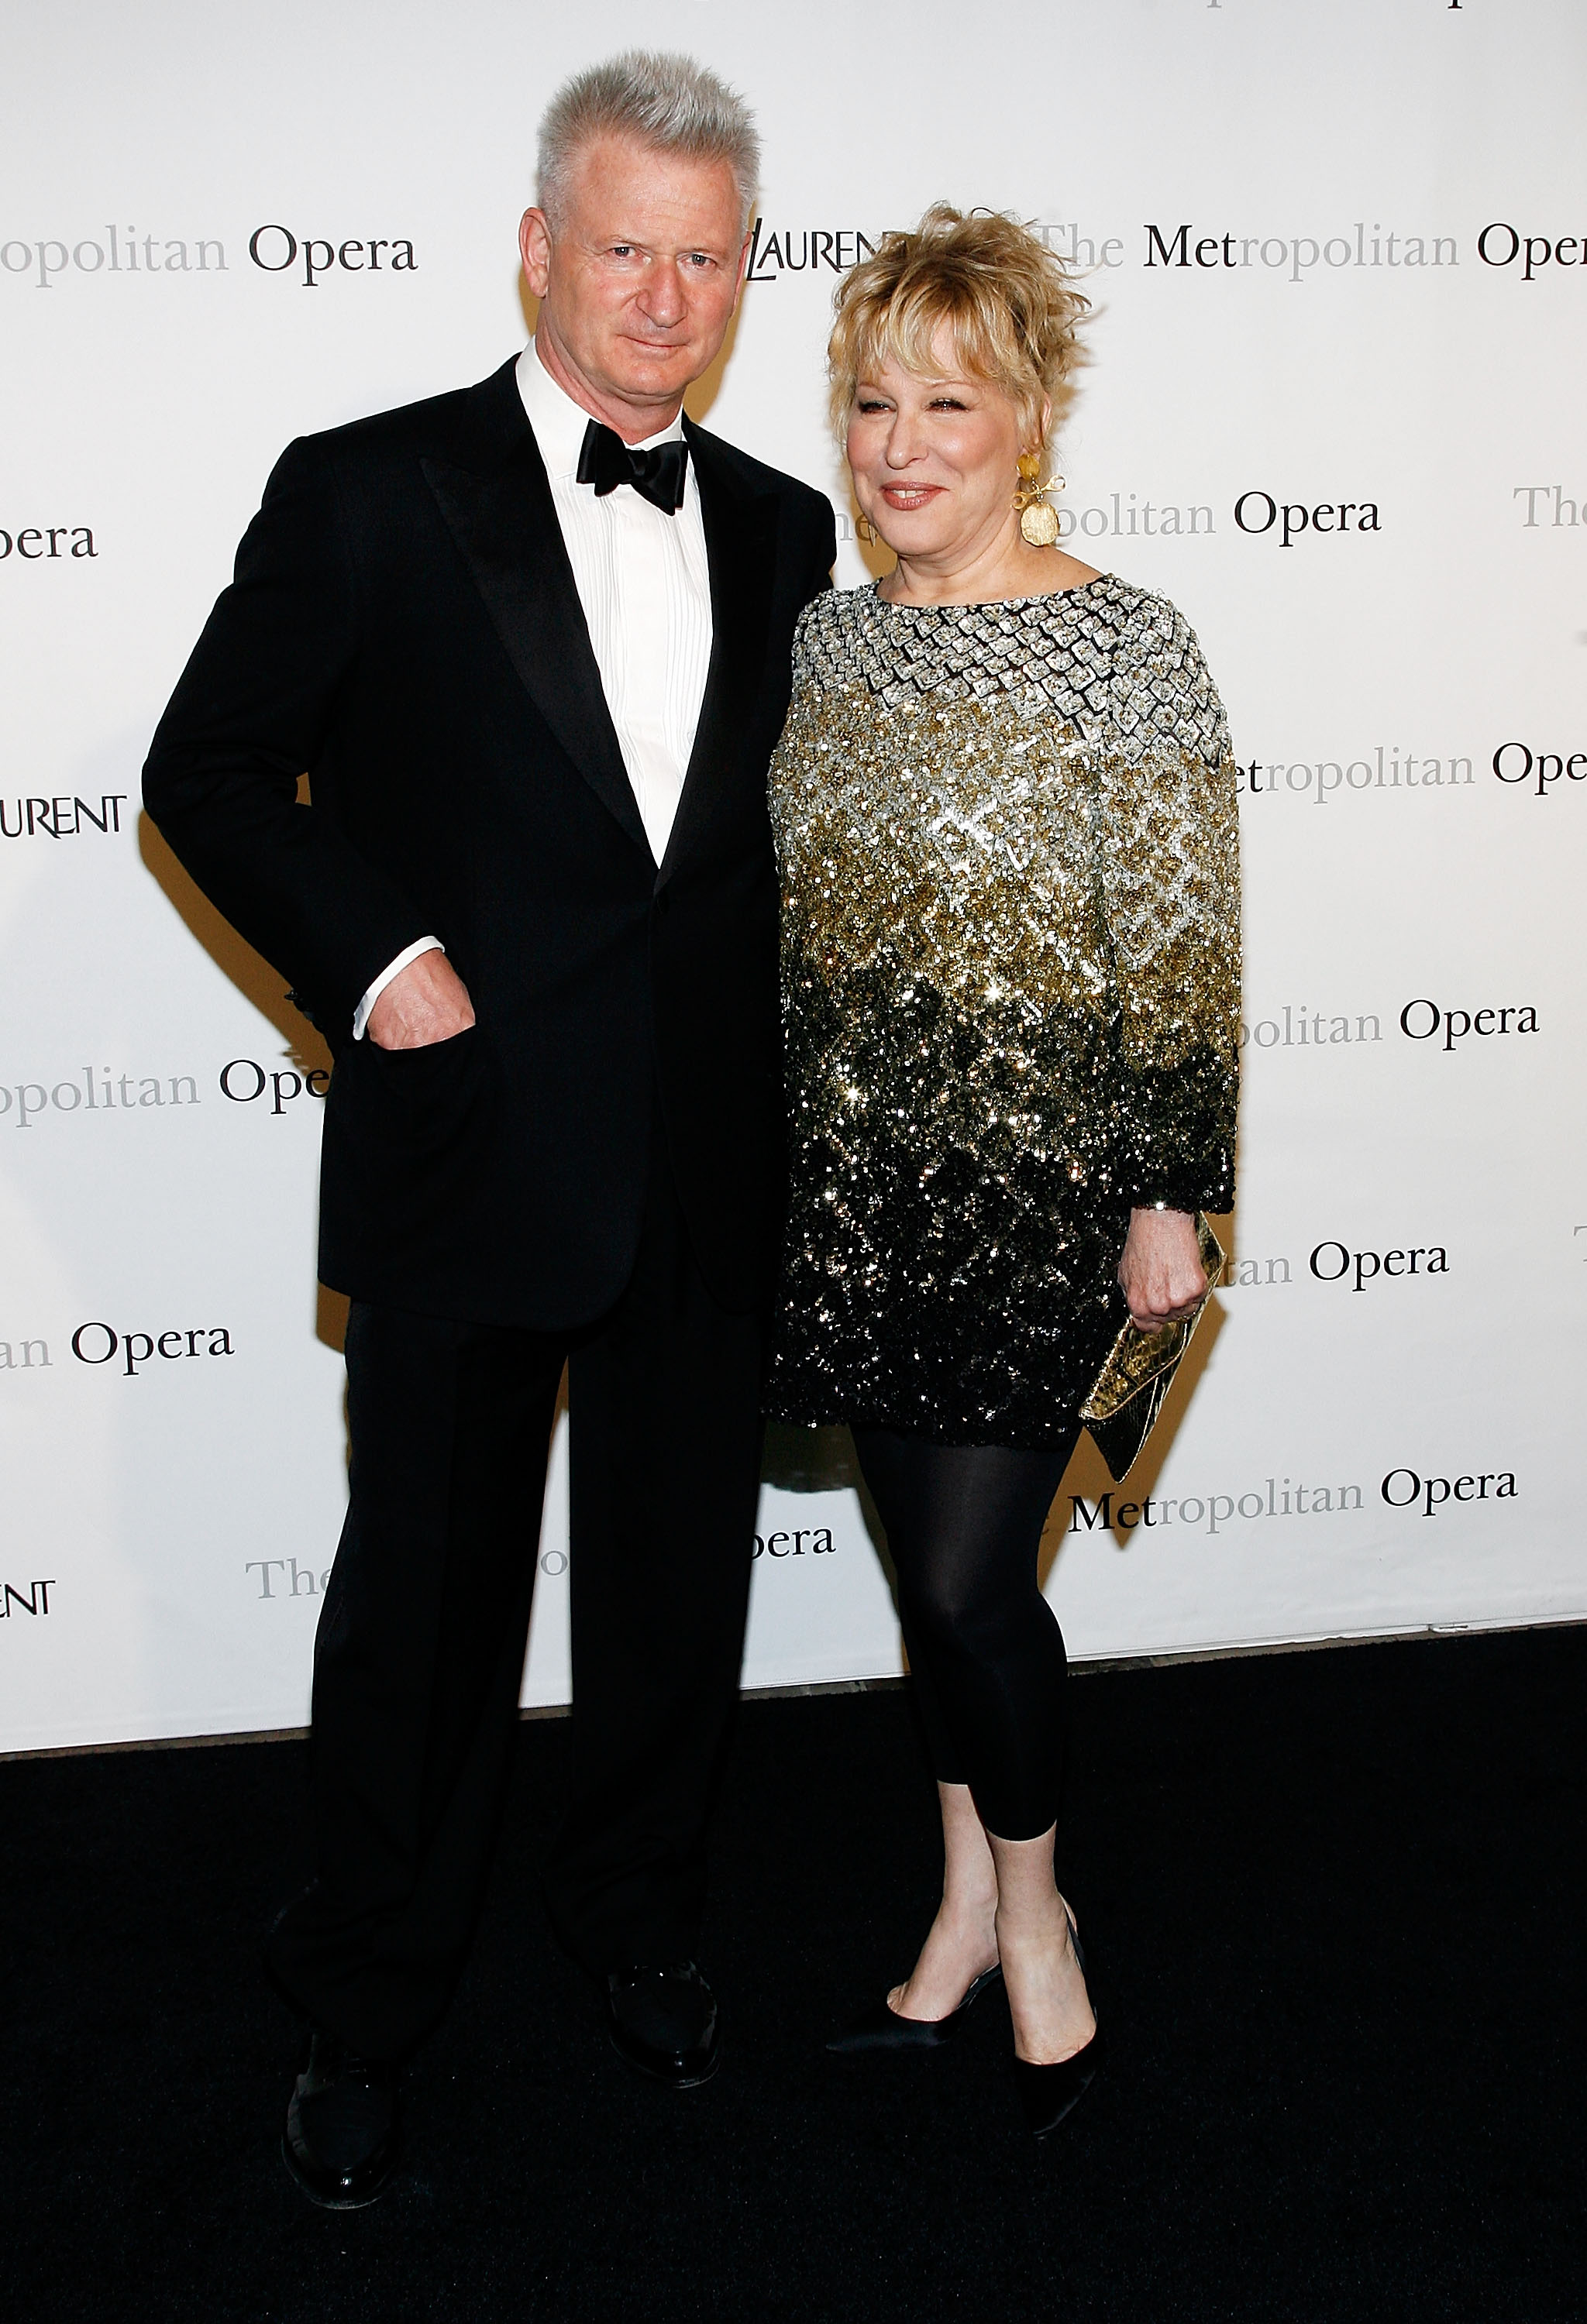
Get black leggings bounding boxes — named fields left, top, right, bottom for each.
left=852, top=1426, right=1077, bottom=1844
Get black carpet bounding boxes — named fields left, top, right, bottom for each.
left=3, top=1627, right=1583, bottom=2323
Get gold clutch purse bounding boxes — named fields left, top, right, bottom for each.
left=1080, top=1215, right=1225, bottom=1482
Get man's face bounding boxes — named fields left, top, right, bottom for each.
left=520, top=135, right=750, bottom=428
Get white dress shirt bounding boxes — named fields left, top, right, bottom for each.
left=353, top=338, right=714, bottom=1039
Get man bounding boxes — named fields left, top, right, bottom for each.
left=143, top=52, right=835, bottom=2207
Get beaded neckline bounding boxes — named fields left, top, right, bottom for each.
left=866, top=575, right=1114, bottom=615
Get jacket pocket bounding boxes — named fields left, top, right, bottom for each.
left=323, top=1024, right=498, bottom=1257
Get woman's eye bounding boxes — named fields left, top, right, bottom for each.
left=928, top=397, right=966, bottom=411
left=856, top=399, right=890, bottom=414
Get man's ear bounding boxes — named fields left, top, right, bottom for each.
left=520, top=208, right=553, bottom=301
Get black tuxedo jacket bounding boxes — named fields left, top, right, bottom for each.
left=143, top=356, right=836, bottom=1325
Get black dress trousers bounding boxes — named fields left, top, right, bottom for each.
left=266, top=1117, right=763, bottom=2064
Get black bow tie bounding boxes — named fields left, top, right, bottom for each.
left=577, top=420, right=688, bottom=514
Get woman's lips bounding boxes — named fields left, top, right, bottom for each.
left=878, top=484, right=945, bottom=511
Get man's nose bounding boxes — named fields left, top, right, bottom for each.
left=640, top=260, right=688, bottom=328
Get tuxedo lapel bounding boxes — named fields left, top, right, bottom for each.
left=421, top=378, right=650, bottom=859
left=659, top=425, right=780, bottom=882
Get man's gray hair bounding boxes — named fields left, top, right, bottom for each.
left=537, top=51, right=760, bottom=234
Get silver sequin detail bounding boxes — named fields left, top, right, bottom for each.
left=766, top=576, right=1241, bottom=1449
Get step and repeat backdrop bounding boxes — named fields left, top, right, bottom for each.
left=2, top=0, right=1583, bottom=1751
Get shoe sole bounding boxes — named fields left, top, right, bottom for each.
left=1029, top=2071, right=1099, bottom=2140
left=281, top=2132, right=398, bottom=2209
left=608, top=2029, right=721, bottom=2090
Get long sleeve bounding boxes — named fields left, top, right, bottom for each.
left=1093, top=599, right=1241, bottom=1211
left=142, top=435, right=435, bottom=1039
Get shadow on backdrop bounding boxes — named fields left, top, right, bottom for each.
left=136, top=805, right=342, bottom=1365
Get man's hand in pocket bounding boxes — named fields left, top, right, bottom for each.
left=367, top=954, right=476, bottom=1050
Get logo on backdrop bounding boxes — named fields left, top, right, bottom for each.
left=246, top=1557, right=329, bottom=1600
left=219, top=1057, right=329, bottom=1112
left=0, top=528, right=97, bottom=562
left=0, top=1578, right=56, bottom=1620
left=1143, top=222, right=1456, bottom=283
left=1492, top=742, right=1587, bottom=796
left=1238, top=1006, right=1382, bottom=1052
left=745, top=224, right=876, bottom=283
left=71, top=1322, right=234, bottom=1377
left=0, top=226, right=224, bottom=286
left=0, top=226, right=420, bottom=290
left=1034, top=223, right=1126, bottom=270
left=1069, top=1461, right=1519, bottom=1537
left=1220, top=1251, right=1292, bottom=1290
left=246, top=1546, right=567, bottom=1600
left=1381, top=1466, right=1517, bottom=1517
left=1240, top=749, right=1472, bottom=803
left=746, top=221, right=1131, bottom=284
left=1309, top=1241, right=1449, bottom=1291
left=828, top=497, right=1210, bottom=551
left=1, top=794, right=124, bottom=840
left=1512, top=487, right=1584, bottom=531
left=0, top=1334, right=50, bottom=1372
left=839, top=492, right=1220, bottom=545
left=248, top=226, right=416, bottom=287
left=744, top=218, right=1458, bottom=289
left=1219, top=1242, right=1454, bottom=1291
left=0, top=1067, right=201, bottom=1127
left=752, top=1526, right=835, bottom=1559
left=1399, top=999, right=1538, bottom=1050
left=1477, top=224, right=1585, bottom=281
left=1057, top=493, right=1213, bottom=543
left=1234, top=492, right=1380, bottom=546
left=1222, top=999, right=1542, bottom=1058
left=0, top=1057, right=336, bottom=1128
left=1069, top=1475, right=1364, bottom=1538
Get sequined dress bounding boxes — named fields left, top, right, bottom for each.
left=766, top=575, right=1241, bottom=1449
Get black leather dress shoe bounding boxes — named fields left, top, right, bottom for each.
left=282, top=2030, right=400, bottom=2209
left=606, top=1961, right=721, bottom=2089
left=825, top=1964, right=1003, bottom=2053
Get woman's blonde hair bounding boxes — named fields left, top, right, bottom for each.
left=827, top=204, right=1090, bottom=450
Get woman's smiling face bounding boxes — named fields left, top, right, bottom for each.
left=845, top=321, right=1036, bottom=566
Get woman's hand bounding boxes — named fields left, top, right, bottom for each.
left=1117, top=1207, right=1207, bottom=1332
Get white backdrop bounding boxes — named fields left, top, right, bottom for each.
left=3, top=0, right=1584, bottom=1752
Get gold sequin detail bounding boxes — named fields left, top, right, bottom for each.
left=767, top=576, right=1241, bottom=1448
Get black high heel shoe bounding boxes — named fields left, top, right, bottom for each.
left=1012, top=1908, right=1105, bottom=2138
left=1014, top=2023, right=1107, bottom=2137
left=825, top=1963, right=1003, bottom=2054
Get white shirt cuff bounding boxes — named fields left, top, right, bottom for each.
left=352, top=937, right=445, bottom=1040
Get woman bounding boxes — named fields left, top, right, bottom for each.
left=767, top=207, right=1241, bottom=2137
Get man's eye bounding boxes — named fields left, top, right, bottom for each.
left=609, top=245, right=636, bottom=259
left=684, top=252, right=714, bottom=269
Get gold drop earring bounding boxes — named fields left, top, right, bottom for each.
left=1014, top=451, right=1066, bottom=546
